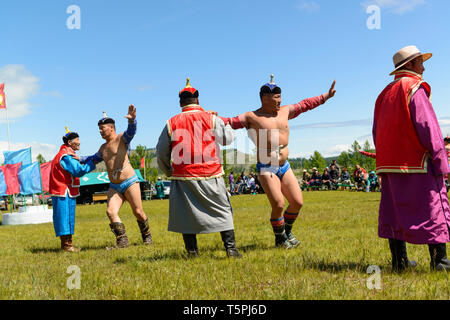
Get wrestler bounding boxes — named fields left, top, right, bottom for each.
left=83, top=105, right=152, bottom=249
left=220, top=75, right=336, bottom=249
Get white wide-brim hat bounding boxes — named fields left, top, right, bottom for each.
left=390, top=45, right=432, bottom=76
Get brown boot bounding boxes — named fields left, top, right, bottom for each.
left=108, top=222, right=130, bottom=249
left=60, top=235, right=81, bottom=253
left=137, top=218, right=153, bottom=245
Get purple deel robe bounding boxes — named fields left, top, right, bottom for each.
left=373, top=86, right=450, bottom=244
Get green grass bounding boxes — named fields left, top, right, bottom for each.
left=1, top=191, right=450, bottom=300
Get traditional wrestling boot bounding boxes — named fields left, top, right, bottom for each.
left=60, top=235, right=80, bottom=253
left=183, top=234, right=199, bottom=257
left=108, top=222, right=130, bottom=249
left=388, top=239, right=417, bottom=272
left=220, top=230, right=243, bottom=258
left=428, top=243, right=450, bottom=271
left=271, top=218, right=294, bottom=249
left=284, top=212, right=301, bottom=248
left=137, top=218, right=153, bottom=245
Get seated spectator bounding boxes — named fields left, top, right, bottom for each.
left=248, top=174, right=260, bottom=195
left=340, top=168, right=351, bottom=185
left=309, top=167, right=322, bottom=190
left=329, top=165, right=339, bottom=190
left=329, top=160, right=341, bottom=175
left=321, top=168, right=332, bottom=190
left=301, top=170, right=311, bottom=189
left=353, top=165, right=368, bottom=191
left=368, top=171, right=379, bottom=192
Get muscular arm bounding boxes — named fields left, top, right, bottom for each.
left=156, top=125, right=173, bottom=177
left=60, top=156, right=96, bottom=178
left=288, top=95, right=326, bottom=120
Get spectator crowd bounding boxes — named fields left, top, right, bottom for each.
left=228, top=171, right=263, bottom=195
left=300, top=160, right=380, bottom=192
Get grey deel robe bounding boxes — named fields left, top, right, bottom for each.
left=156, top=116, right=236, bottom=234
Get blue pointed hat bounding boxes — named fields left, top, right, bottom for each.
left=260, top=74, right=281, bottom=96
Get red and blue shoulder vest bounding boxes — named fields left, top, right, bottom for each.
left=166, top=105, right=223, bottom=180
left=49, top=145, right=80, bottom=197
left=374, top=70, right=431, bottom=174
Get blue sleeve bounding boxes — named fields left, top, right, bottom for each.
left=123, top=119, right=137, bottom=145
left=61, top=156, right=96, bottom=178
left=80, top=152, right=103, bottom=164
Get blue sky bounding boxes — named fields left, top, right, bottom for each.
left=1, top=0, right=449, bottom=162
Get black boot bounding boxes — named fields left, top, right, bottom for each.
left=220, top=230, right=243, bottom=258
left=182, top=234, right=199, bottom=257
left=428, top=243, right=450, bottom=271
left=388, top=239, right=417, bottom=272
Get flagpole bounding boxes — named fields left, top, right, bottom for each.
left=1, top=81, right=11, bottom=151
left=5, top=107, right=11, bottom=151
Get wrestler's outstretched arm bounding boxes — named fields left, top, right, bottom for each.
left=288, top=80, right=336, bottom=119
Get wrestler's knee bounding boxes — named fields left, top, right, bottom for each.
left=289, top=198, right=303, bottom=212
left=272, top=199, right=285, bottom=216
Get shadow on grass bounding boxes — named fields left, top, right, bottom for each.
left=301, top=254, right=369, bottom=274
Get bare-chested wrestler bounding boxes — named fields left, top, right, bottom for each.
left=219, top=75, right=336, bottom=249
left=82, top=105, right=153, bottom=249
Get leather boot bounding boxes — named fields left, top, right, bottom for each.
left=60, top=235, right=80, bottom=253
left=388, top=239, right=417, bottom=272
left=220, top=230, right=243, bottom=258
left=182, top=234, right=199, bottom=257
left=137, top=218, right=153, bottom=245
left=109, top=222, right=130, bottom=249
left=428, top=243, right=450, bottom=271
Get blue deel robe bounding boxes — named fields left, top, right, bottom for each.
left=52, top=156, right=95, bottom=237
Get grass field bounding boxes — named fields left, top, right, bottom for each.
left=1, top=190, right=450, bottom=300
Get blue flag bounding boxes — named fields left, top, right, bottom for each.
left=3, top=147, right=32, bottom=166
left=18, top=162, right=42, bottom=195
left=0, top=169, right=7, bottom=196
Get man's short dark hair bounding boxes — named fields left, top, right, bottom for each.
left=180, top=97, right=198, bottom=106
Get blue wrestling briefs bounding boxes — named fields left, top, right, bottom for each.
left=256, top=161, right=291, bottom=180
left=110, top=174, right=139, bottom=194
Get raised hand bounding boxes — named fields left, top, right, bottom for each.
left=125, top=105, right=136, bottom=120
left=327, top=80, right=337, bottom=99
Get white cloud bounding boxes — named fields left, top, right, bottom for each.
left=41, top=91, right=63, bottom=98
left=0, top=141, right=58, bottom=164
left=296, top=0, right=320, bottom=13
left=362, top=0, right=426, bottom=15
left=0, top=65, right=40, bottom=120
left=138, top=85, right=153, bottom=92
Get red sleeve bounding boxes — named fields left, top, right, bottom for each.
left=219, top=115, right=247, bottom=130
left=288, top=95, right=326, bottom=120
